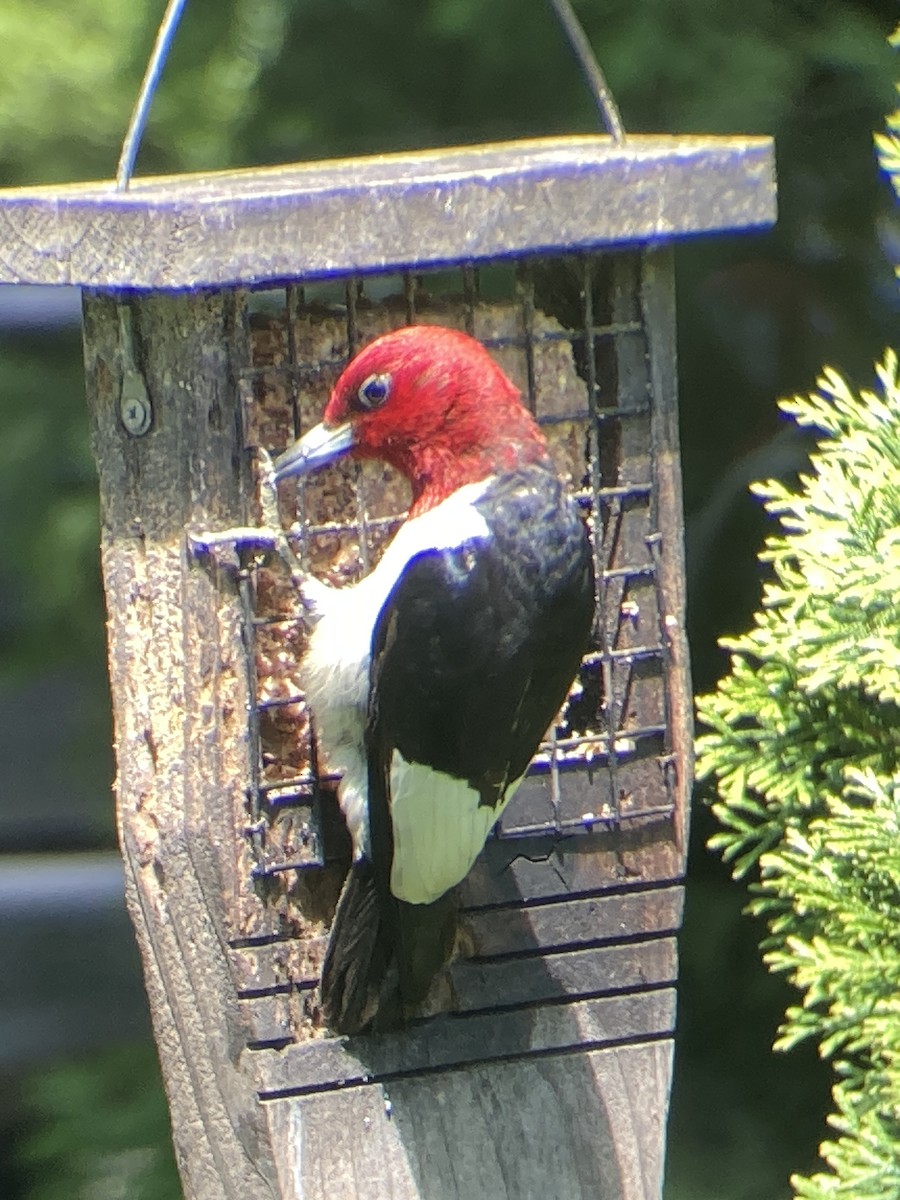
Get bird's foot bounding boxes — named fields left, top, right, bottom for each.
left=188, top=449, right=329, bottom=622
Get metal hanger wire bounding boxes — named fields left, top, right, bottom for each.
left=115, top=0, right=625, bottom=193
left=548, top=0, right=625, bottom=143
left=115, top=0, right=189, bottom=191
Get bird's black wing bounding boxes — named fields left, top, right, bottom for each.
left=361, top=466, right=592, bottom=1020
left=370, top=467, right=593, bottom=806
left=321, top=466, right=594, bottom=1032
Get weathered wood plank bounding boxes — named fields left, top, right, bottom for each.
left=642, top=248, right=695, bottom=852
left=238, top=937, right=677, bottom=1048
left=260, top=1039, right=673, bottom=1200
left=84, top=289, right=279, bottom=1199
left=452, top=937, right=675, bottom=1011
left=251, top=988, right=675, bottom=1098
left=230, top=874, right=683, bottom=1050
left=464, top=883, right=683, bottom=956
left=461, top=826, right=682, bottom=908
left=230, top=884, right=684, bottom=995
left=0, top=136, right=775, bottom=287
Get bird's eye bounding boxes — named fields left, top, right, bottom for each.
left=357, top=373, right=391, bottom=411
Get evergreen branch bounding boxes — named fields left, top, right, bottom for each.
left=696, top=348, right=900, bottom=1195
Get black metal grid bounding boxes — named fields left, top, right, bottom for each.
left=233, top=250, right=677, bottom=882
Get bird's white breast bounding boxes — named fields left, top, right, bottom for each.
left=300, top=479, right=493, bottom=861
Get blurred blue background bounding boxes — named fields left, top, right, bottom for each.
left=0, top=2, right=897, bottom=1196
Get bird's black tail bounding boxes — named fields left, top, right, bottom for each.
left=320, top=859, right=457, bottom=1035
left=320, top=858, right=391, bottom=1034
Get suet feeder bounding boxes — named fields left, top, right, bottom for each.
left=0, top=128, right=774, bottom=1198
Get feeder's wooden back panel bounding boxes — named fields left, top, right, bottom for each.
left=85, top=244, right=689, bottom=1200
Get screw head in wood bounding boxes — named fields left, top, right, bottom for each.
left=119, top=371, right=152, bottom=436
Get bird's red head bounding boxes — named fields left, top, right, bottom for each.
left=274, top=326, right=550, bottom=515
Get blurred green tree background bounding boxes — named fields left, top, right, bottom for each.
left=0, top=2, right=896, bottom=1197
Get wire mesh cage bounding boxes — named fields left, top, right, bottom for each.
left=0, top=132, right=774, bottom=1200
left=215, top=240, right=692, bottom=1059
left=241, top=255, right=676, bottom=859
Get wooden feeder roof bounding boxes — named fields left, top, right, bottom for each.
left=0, top=134, right=774, bottom=290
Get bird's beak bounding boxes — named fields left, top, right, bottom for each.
left=273, top=421, right=354, bottom=481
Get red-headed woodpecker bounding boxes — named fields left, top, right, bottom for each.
left=274, top=325, right=594, bottom=1034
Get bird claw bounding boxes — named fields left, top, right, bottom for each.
left=297, top=573, right=330, bottom=622
left=188, top=448, right=335, bottom=631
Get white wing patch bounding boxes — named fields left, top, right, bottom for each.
left=300, top=479, right=494, bottom=863
left=389, top=753, right=523, bottom=904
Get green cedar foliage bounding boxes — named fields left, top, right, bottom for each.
left=697, top=45, right=900, bottom=1196
left=699, top=362, right=900, bottom=1197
